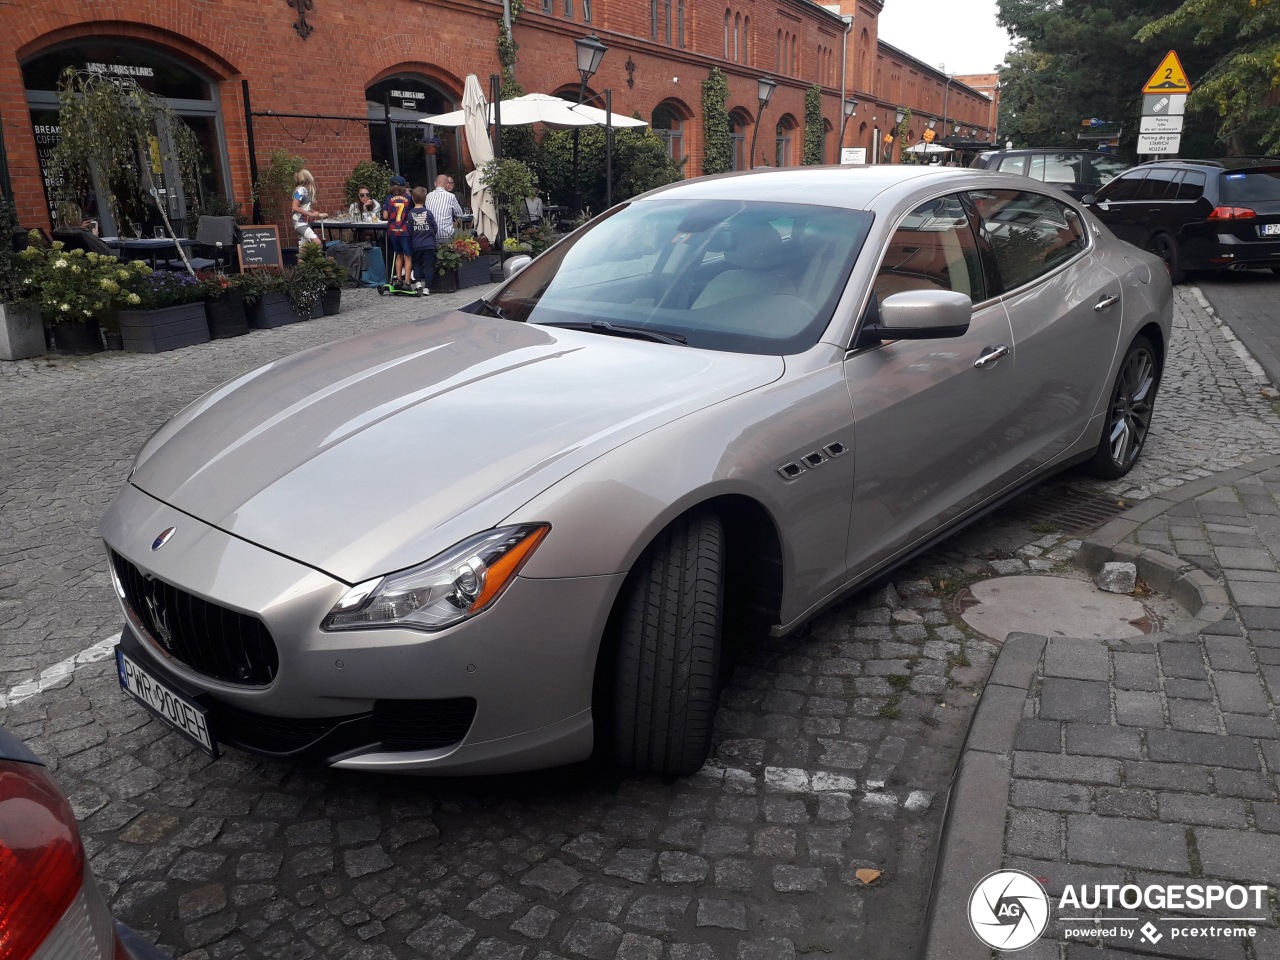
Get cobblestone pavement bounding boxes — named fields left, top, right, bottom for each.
left=989, top=461, right=1280, bottom=960
left=0, top=278, right=1277, bottom=960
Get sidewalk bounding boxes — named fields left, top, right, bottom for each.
left=927, top=457, right=1280, bottom=959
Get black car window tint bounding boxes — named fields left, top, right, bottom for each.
left=1088, top=156, right=1130, bottom=186
left=1136, top=168, right=1178, bottom=201
left=1175, top=170, right=1207, bottom=201
left=874, top=194, right=985, bottom=303
left=1099, top=170, right=1147, bottom=202
left=997, top=155, right=1028, bottom=176
left=1221, top=170, right=1280, bottom=203
left=972, top=189, right=1085, bottom=290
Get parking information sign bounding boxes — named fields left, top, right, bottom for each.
left=1139, top=52, right=1191, bottom=154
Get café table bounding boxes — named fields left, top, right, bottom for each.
left=102, top=236, right=199, bottom=270
left=315, top=220, right=386, bottom=244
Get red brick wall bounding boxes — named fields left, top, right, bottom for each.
left=1, top=0, right=993, bottom=231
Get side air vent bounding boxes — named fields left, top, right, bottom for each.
left=776, top=462, right=806, bottom=480
left=823, top=442, right=847, bottom=458
left=802, top=452, right=827, bottom=468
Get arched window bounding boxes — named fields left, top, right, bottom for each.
left=743, top=16, right=750, bottom=64
left=652, top=102, right=687, bottom=163
left=734, top=13, right=741, bottom=62
left=677, top=0, right=685, bottom=47
left=791, top=36, right=797, bottom=75
left=775, top=115, right=796, bottom=167
left=663, top=0, right=672, bottom=43
left=776, top=31, right=783, bottom=71
left=724, top=10, right=731, bottom=58
left=729, top=109, right=750, bottom=170
left=651, top=0, right=658, bottom=38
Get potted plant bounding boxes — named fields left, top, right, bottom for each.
left=201, top=272, right=250, bottom=339
left=117, top=268, right=210, bottom=353
left=233, top=268, right=296, bottom=329
left=292, top=243, right=346, bottom=317
left=434, top=241, right=463, bottom=293
left=0, top=201, right=44, bottom=361
left=20, top=234, right=139, bottom=355
left=450, top=233, right=490, bottom=288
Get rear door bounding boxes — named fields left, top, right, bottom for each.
left=1090, top=169, right=1149, bottom=245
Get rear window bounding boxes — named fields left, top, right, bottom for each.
left=1220, top=170, right=1280, bottom=203
left=1087, top=156, right=1130, bottom=186
left=1136, top=168, right=1179, bottom=200
left=1173, top=170, right=1206, bottom=201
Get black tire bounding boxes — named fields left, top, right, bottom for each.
left=613, top=512, right=724, bottom=777
left=1085, top=335, right=1160, bottom=480
left=1146, top=233, right=1185, bottom=285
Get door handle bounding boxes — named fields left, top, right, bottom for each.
left=1094, top=294, right=1120, bottom=311
left=973, top=345, right=1010, bottom=369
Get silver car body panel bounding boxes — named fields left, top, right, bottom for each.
left=101, top=166, right=1172, bottom=773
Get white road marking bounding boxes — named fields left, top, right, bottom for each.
left=0, top=633, right=120, bottom=709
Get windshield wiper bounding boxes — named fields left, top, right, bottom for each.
left=541, top=319, right=687, bottom=346
left=472, top=298, right=512, bottom=321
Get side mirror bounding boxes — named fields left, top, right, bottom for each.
left=503, top=254, right=533, bottom=280
left=856, top=289, right=972, bottom=347
left=1081, top=194, right=1098, bottom=205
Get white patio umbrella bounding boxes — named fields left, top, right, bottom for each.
left=905, top=141, right=955, bottom=154
left=421, top=92, right=647, bottom=129
left=460, top=75, right=499, bottom=243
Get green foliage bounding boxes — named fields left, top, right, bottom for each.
left=287, top=243, right=343, bottom=317
left=803, top=84, right=825, bottom=165
left=0, top=199, right=27, bottom=303
left=47, top=69, right=204, bottom=238
left=258, top=149, right=305, bottom=218
left=19, top=238, right=148, bottom=321
left=898, top=107, right=913, bottom=162
left=124, top=269, right=206, bottom=310
left=344, top=160, right=394, bottom=208
left=1137, top=0, right=1280, bottom=153
left=701, top=68, right=732, bottom=175
left=612, top=125, right=685, bottom=199
left=228, top=267, right=286, bottom=305
left=534, top=121, right=682, bottom=213
left=498, top=0, right=525, bottom=96
left=481, top=157, right=539, bottom=233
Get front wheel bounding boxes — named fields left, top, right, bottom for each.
left=1085, top=335, right=1160, bottom=479
left=1146, top=233, right=1185, bottom=285
left=613, top=512, right=724, bottom=777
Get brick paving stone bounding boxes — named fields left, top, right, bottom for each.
left=1043, top=641, right=1110, bottom=681
left=1158, top=793, right=1249, bottom=828
left=1038, top=679, right=1110, bottom=722
left=1115, top=690, right=1164, bottom=727
left=1014, top=719, right=1062, bottom=752
left=1213, top=671, right=1270, bottom=714
left=1065, top=815, right=1190, bottom=872
left=1063, top=723, right=1142, bottom=759
left=1195, top=827, right=1280, bottom=882
left=1012, top=753, right=1121, bottom=785
left=1093, top=789, right=1154, bottom=819
left=1167, top=700, right=1222, bottom=733
left=1123, top=761, right=1213, bottom=793
left=1006, top=810, right=1062, bottom=859
left=1146, top=731, right=1259, bottom=769
left=1010, top=779, right=1091, bottom=813
left=1112, top=652, right=1160, bottom=692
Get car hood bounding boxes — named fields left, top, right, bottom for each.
left=131, top=311, right=783, bottom=583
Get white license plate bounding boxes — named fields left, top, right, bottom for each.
left=116, top=647, right=218, bottom=756
left=1262, top=223, right=1280, bottom=237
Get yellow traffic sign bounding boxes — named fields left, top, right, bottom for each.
left=1143, top=50, right=1192, bottom=95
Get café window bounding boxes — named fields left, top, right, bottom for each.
left=366, top=75, right=459, bottom=190
left=22, top=39, right=228, bottom=237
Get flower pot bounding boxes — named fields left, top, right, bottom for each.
left=321, top=287, right=341, bottom=316
left=456, top=257, right=492, bottom=289
left=119, top=302, right=211, bottom=353
left=434, top=269, right=459, bottom=293
left=104, top=332, right=124, bottom=351
left=50, top=319, right=102, bottom=355
left=205, top=291, right=250, bottom=339
left=247, top=290, right=299, bottom=329
left=0, top=301, right=46, bottom=360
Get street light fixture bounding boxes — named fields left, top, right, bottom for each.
left=571, top=34, right=608, bottom=215
left=748, top=75, right=778, bottom=169
left=837, top=97, right=859, bottom=157
left=893, top=106, right=906, bottom=162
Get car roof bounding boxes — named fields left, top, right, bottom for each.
left=636, top=164, right=1056, bottom=211
left=977, top=147, right=1118, bottom=157
left=1140, top=156, right=1280, bottom=171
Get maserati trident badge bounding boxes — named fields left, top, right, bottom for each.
left=151, top=526, right=176, bottom=551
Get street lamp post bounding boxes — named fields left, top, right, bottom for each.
left=838, top=97, right=858, bottom=159
left=941, top=71, right=954, bottom=137
left=571, top=33, right=608, bottom=215
left=893, top=106, right=905, bottom=162
left=747, top=75, right=777, bottom=169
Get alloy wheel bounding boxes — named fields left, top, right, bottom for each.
left=1107, top=345, right=1156, bottom=469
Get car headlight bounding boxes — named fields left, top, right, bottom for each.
left=321, top=524, right=550, bottom=633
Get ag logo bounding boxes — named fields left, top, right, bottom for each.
left=968, top=869, right=1050, bottom=950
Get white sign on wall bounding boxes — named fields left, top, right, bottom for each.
left=841, top=147, right=867, bottom=165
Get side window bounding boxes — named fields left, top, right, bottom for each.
left=1042, top=153, right=1083, bottom=185
left=874, top=194, right=985, bottom=303
left=1136, top=168, right=1178, bottom=200
left=1098, top=171, right=1146, bottom=202
left=1088, top=156, right=1130, bottom=187
left=1027, top=154, right=1046, bottom=181
left=997, top=155, right=1028, bottom=177
left=1175, top=170, right=1206, bottom=201
left=970, top=189, right=1088, bottom=291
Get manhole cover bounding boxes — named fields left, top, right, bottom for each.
left=1002, top=484, right=1131, bottom=536
left=956, top=576, right=1163, bottom=641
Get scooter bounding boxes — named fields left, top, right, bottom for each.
left=376, top=279, right=421, bottom=297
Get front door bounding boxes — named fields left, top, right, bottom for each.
left=843, top=192, right=1016, bottom=579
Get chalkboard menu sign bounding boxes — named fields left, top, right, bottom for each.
left=237, top=225, right=282, bottom=270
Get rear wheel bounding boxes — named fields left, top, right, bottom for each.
left=1085, top=335, right=1160, bottom=479
left=1146, top=233, right=1185, bottom=284
left=613, top=512, right=724, bottom=777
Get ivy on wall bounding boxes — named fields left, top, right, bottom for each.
left=701, top=68, right=732, bottom=175
left=803, top=84, right=824, bottom=165
left=497, top=0, right=525, bottom=96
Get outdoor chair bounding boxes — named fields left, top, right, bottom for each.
left=51, top=226, right=115, bottom=258
left=169, top=216, right=240, bottom=273
left=521, top=197, right=544, bottom=228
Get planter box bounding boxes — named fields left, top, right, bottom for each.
left=247, top=290, right=300, bottom=329
left=50, top=319, right=102, bottom=356
left=456, top=257, right=492, bottom=289
left=119, top=302, right=210, bottom=353
left=434, top=269, right=459, bottom=294
left=205, top=291, right=250, bottom=339
left=321, top=287, right=341, bottom=315
left=0, top=301, right=45, bottom=360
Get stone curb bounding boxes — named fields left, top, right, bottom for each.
left=917, top=458, right=1280, bottom=960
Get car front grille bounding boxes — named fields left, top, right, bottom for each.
left=111, top=550, right=279, bottom=686
left=373, top=698, right=478, bottom=750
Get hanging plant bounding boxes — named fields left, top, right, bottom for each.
left=46, top=68, right=204, bottom=243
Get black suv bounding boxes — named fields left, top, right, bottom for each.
left=1084, top=157, right=1280, bottom=282
left=969, top=148, right=1132, bottom=200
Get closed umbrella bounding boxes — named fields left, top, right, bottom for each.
left=460, top=75, right=499, bottom=243
left=422, top=93, right=647, bottom=129
left=905, top=141, right=954, bottom=154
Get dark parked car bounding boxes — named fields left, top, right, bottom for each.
left=970, top=148, right=1132, bottom=200
left=1083, top=157, right=1280, bottom=282
left=0, top=725, right=168, bottom=959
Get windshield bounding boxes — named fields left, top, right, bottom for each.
left=1221, top=169, right=1280, bottom=204
left=490, top=198, right=874, bottom=355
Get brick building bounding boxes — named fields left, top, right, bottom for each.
left=0, top=0, right=996, bottom=237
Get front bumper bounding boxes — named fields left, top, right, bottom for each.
left=101, top=483, right=621, bottom=774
